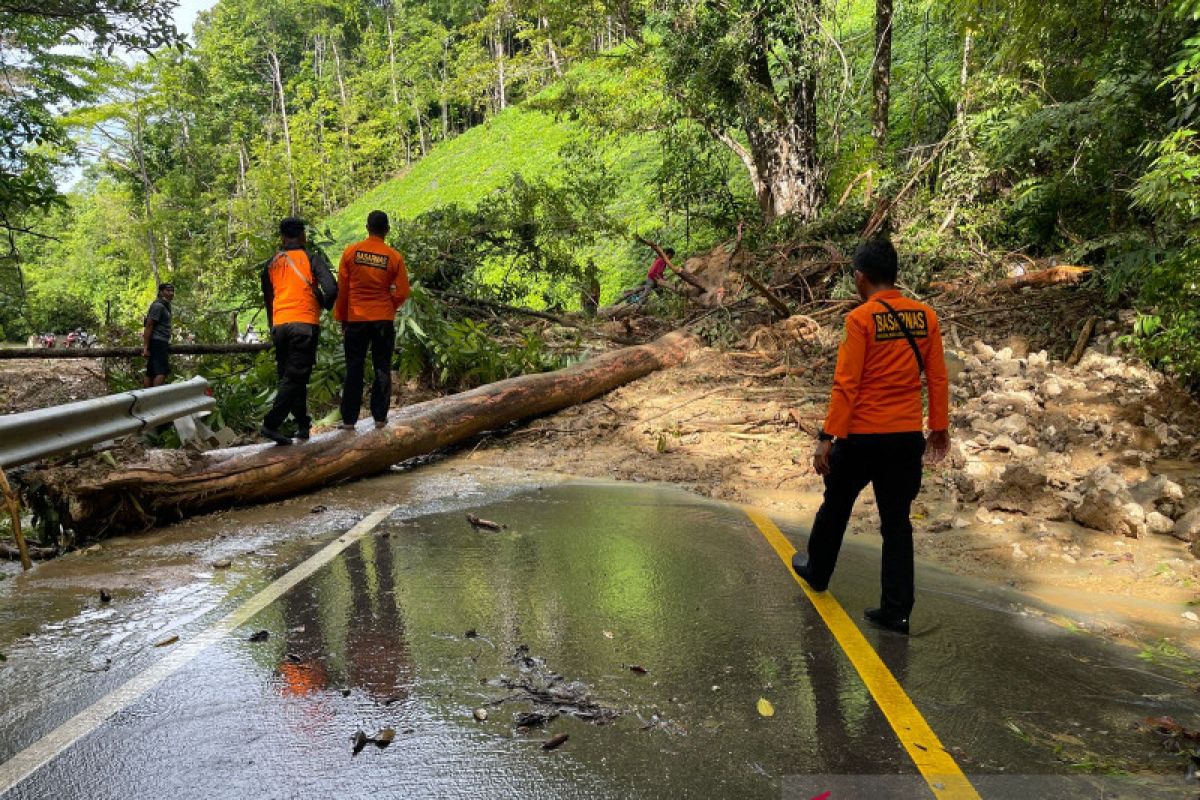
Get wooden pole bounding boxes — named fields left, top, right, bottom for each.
left=0, top=343, right=271, bottom=360
left=0, top=471, right=31, bottom=571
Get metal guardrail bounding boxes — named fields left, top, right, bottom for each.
left=0, top=376, right=215, bottom=468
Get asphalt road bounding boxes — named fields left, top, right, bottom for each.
left=1, top=473, right=1197, bottom=799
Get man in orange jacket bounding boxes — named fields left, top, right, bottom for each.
left=334, top=210, right=410, bottom=429
left=260, top=217, right=338, bottom=445
left=792, top=239, right=950, bottom=634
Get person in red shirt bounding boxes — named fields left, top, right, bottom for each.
left=647, top=247, right=674, bottom=285
left=792, top=239, right=950, bottom=634
left=334, top=210, right=410, bottom=429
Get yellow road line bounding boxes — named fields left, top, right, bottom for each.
left=743, top=506, right=981, bottom=800
left=0, top=505, right=399, bottom=794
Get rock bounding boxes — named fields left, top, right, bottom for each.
left=970, top=417, right=998, bottom=435
left=988, top=434, right=1017, bottom=452
left=996, top=346, right=1014, bottom=361
left=1011, top=444, right=1040, bottom=461
left=982, top=463, right=1069, bottom=519
left=973, top=342, right=996, bottom=362
left=996, top=414, right=1029, bottom=437
left=1027, top=350, right=1050, bottom=369
left=1171, top=508, right=1200, bottom=543
left=1039, top=378, right=1064, bottom=398
left=1146, top=512, right=1176, bottom=536
left=981, top=390, right=1038, bottom=415
left=1129, top=475, right=1185, bottom=512
left=945, top=351, right=966, bottom=384
left=1070, top=467, right=1146, bottom=538
left=994, top=359, right=1022, bottom=378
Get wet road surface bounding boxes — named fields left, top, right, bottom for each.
left=1, top=476, right=1198, bottom=798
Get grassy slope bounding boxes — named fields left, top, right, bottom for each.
left=324, top=107, right=579, bottom=247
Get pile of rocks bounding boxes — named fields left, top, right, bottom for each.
left=943, top=334, right=1200, bottom=555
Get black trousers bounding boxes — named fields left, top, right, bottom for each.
left=807, top=432, right=926, bottom=619
left=264, top=323, right=319, bottom=432
left=340, top=320, right=395, bottom=425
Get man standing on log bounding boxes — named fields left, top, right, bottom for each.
left=259, top=217, right=338, bottom=446
left=334, top=210, right=410, bottom=430
left=792, top=239, right=950, bottom=634
left=142, top=282, right=174, bottom=388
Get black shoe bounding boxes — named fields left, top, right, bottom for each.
left=295, top=428, right=310, bottom=441
left=791, top=554, right=828, bottom=591
left=864, top=608, right=909, bottom=635
left=259, top=425, right=292, bottom=446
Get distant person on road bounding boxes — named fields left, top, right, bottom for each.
left=259, top=217, right=338, bottom=446
left=792, top=239, right=950, bottom=635
left=142, top=282, right=174, bottom=388
left=334, top=210, right=410, bottom=431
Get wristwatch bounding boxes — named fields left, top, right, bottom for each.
left=817, top=430, right=834, bottom=442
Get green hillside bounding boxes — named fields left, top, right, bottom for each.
left=324, top=107, right=580, bottom=247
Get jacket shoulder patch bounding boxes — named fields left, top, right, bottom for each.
left=353, top=251, right=389, bottom=270
left=873, top=309, right=929, bottom=341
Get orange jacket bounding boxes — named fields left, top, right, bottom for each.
left=822, top=289, right=949, bottom=438
left=262, top=248, right=333, bottom=327
left=334, top=235, right=410, bottom=323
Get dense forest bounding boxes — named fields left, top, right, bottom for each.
left=2, top=0, right=1200, bottom=414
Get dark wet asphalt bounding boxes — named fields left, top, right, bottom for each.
left=2, top=481, right=1199, bottom=799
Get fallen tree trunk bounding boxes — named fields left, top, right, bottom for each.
left=990, top=266, right=1091, bottom=292
left=30, top=331, right=699, bottom=538
left=0, top=343, right=271, bottom=360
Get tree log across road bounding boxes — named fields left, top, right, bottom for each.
left=29, top=331, right=699, bottom=538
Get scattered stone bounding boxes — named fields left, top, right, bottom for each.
left=473, top=708, right=488, bottom=722
left=983, top=464, right=1068, bottom=519
left=213, top=559, right=232, bottom=569
left=1071, top=467, right=1146, bottom=538
left=99, top=589, right=112, bottom=604
left=1129, top=476, right=1185, bottom=513
left=1170, top=508, right=1200, bottom=543
left=996, top=414, right=1030, bottom=437
left=1146, top=512, right=1176, bottom=537
left=973, top=342, right=996, bottom=362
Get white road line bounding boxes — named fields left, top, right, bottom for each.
left=0, top=505, right=399, bottom=795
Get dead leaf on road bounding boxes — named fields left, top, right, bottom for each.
left=99, top=589, right=112, bottom=604
left=757, top=697, right=775, bottom=717
left=154, top=635, right=179, bottom=648
left=351, top=730, right=369, bottom=755
left=627, top=664, right=648, bottom=675
left=373, top=728, right=395, bottom=749
left=466, top=513, right=504, bottom=531
left=542, top=733, right=569, bottom=750
left=248, top=630, right=270, bottom=643
left=212, top=559, right=232, bottom=569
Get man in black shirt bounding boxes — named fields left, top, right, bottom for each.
left=142, top=283, right=174, bottom=387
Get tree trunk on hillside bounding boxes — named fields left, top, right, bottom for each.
left=441, top=38, right=451, bottom=138
left=130, top=96, right=161, bottom=285
left=386, top=10, right=407, bottom=157
left=711, top=4, right=823, bottom=224
left=28, top=332, right=699, bottom=538
left=872, top=0, right=893, bottom=155
left=330, top=39, right=356, bottom=176
left=494, top=19, right=508, bottom=111
left=267, top=48, right=300, bottom=216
